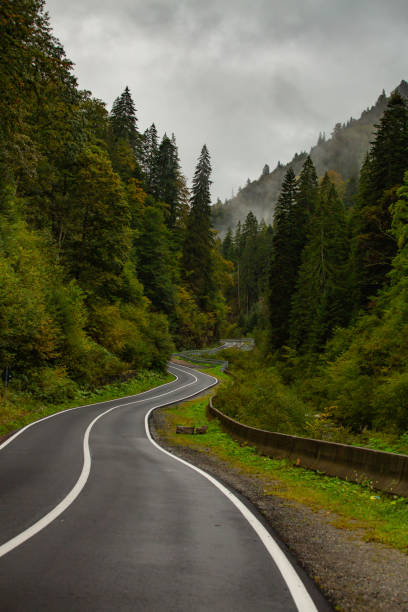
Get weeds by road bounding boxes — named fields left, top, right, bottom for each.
left=0, top=370, right=174, bottom=438
left=158, top=369, right=408, bottom=552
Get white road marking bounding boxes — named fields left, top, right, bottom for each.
left=145, top=378, right=319, bottom=612
left=0, top=370, right=179, bottom=451
left=0, top=365, right=216, bottom=558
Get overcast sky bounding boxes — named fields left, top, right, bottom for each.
left=45, top=0, right=408, bottom=201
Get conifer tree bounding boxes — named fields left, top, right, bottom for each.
left=256, top=222, right=274, bottom=297
left=109, top=87, right=143, bottom=177
left=141, top=123, right=159, bottom=191
left=110, top=87, right=139, bottom=150
left=292, top=156, right=318, bottom=270
left=268, top=167, right=298, bottom=348
left=182, top=145, right=214, bottom=309
left=240, top=211, right=260, bottom=316
left=355, top=92, right=408, bottom=303
left=222, top=228, right=234, bottom=261
left=153, top=134, right=186, bottom=229
left=234, top=220, right=244, bottom=258
left=135, top=203, right=175, bottom=314
left=290, top=174, right=350, bottom=351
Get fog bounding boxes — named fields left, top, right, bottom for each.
left=45, top=0, right=408, bottom=200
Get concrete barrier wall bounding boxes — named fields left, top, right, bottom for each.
left=208, top=398, right=408, bottom=497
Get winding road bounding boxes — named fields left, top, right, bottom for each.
left=0, top=363, right=328, bottom=611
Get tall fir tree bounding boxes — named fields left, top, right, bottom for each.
left=268, top=167, right=298, bottom=348
left=222, top=228, right=234, bottom=261
left=290, top=174, right=351, bottom=352
left=141, top=123, right=159, bottom=191
left=110, top=87, right=139, bottom=149
left=182, top=145, right=215, bottom=310
left=355, top=92, right=408, bottom=304
left=292, top=156, right=318, bottom=274
left=109, top=86, right=142, bottom=178
left=135, top=203, right=175, bottom=314
left=153, top=134, right=186, bottom=229
left=240, top=211, right=260, bottom=316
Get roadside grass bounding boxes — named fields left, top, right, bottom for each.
left=158, top=386, right=408, bottom=553
left=0, top=370, right=174, bottom=438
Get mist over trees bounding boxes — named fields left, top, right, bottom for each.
left=3, top=0, right=408, bottom=441
left=220, top=90, right=408, bottom=436
left=213, top=81, right=408, bottom=236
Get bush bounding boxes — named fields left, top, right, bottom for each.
left=29, top=366, right=78, bottom=402
left=215, top=354, right=308, bottom=435
left=373, top=372, right=408, bottom=431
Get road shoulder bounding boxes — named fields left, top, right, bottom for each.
left=151, top=408, right=408, bottom=612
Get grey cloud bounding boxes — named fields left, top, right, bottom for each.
left=46, top=0, right=408, bottom=201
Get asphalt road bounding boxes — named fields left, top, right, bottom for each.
left=0, top=363, right=327, bottom=611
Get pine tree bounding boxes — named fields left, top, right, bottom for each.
left=222, top=228, right=234, bottom=261
left=182, top=145, right=214, bottom=309
left=109, top=87, right=143, bottom=177
left=292, top=156, right=318, bottom=267
left=153, top=134, right=186, bottom=229
left=110, top=87, right=139, bottom=149
left=234, top=220, right=244, bottom=258
left=369, top=92, right=408, bottom=203
left=290, top=174, right=350, bottom=351
left=355, top=92, right=408, bottom=303
left=141, top=123, right=159, bottom=191
left=239, top=211, right=260, bottom=316
left=268, top=167, right=298, bottom=348
left=135, top=203, right=175, bottom=314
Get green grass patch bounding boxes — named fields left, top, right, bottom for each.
left=200, top=364, right=230, bottom=383
left=0, top=370, right=174, bottom=437
left=158, top=393, right=408, bottom=552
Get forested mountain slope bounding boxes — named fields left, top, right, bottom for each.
left=0, top=1, right=232, bottom=407
left=219, top=88, right=408, bottom=444
left=213, top=80, right=408, bottom=234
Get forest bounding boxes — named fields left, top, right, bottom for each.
left=217, top=88, right=408, bottom=448
left=213, top=80, right=408, bottom=235
left=3, top=1, right=408, bottom=447
left=0, top=0, right=232, bottom=409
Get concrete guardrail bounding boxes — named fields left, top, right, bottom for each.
left=208, top=397, right=408, bottom=497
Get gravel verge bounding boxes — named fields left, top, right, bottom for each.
left=151, top=409, right=408, bottom=612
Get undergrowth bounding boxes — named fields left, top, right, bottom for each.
left=214, top=347, right=408, bottom=456
left=0, top=370, right=174, bottom=437
left=158, top=388, right=408, bottom=552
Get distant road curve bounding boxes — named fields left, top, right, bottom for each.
left=0, top=362, right=326, bottom=611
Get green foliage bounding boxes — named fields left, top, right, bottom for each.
left=134, top=204, right=175, bottom=314
left=289, top=173, right=351, bottom=352
left=0, top=369, right=172, bottom=436
left=214, top=350, right=308, bottom=435
left=63, top=144, right=131, bottom=296
left=0, top=0, right=235, bottom=405
left=151, top=134, right=188, bottom=230
left=160, top=391, right=408, bottom=552
left=268, top=160, right=319, bottom=349
left=109, top=86, right=142, bottom=170
left=354, top=93, right=408, bottom=304
left=182, top=145, right=215, bottom=310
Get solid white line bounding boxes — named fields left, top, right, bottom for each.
left=144, top=391, right=318, bottom=612
left=0, top=369, right=180, bottom=452
left=0, top=364, right=216, bottom=558
left=0, top=403, right=117, bottom=558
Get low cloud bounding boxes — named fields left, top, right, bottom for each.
left=46, top=0, right=408, bottom=200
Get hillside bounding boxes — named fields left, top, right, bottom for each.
left=212, top=80, right=408, bottom=234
